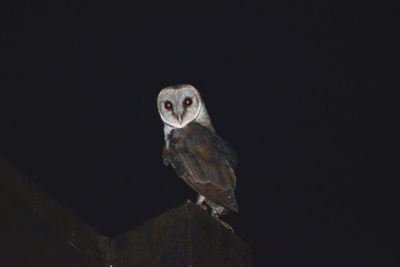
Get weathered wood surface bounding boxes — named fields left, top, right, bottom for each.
left=0, top=155, right=251, bottom=266
left=111, top=202, right=251, bottom=266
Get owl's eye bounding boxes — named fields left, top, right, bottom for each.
left=164, top=101, right=173, bottom=110
left=184, top=97, right=192, bottom=106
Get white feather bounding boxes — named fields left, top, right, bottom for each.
left=163, top=124, right=174, bottom=147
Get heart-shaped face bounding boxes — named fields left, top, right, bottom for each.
left=157, top=84, right=202, bottom=128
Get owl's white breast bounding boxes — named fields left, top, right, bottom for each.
left=163, top=124, right=174, bottom=147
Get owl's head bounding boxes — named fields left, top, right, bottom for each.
left=157, top=84, right=209, bottom=129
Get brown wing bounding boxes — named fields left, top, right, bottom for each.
left=166, top=122, right=239, bottom=212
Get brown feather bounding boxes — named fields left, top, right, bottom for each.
left=167, top=122, right=239, bottom=212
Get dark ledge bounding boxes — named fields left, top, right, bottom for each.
left=0, top=155, right=251, bottom=266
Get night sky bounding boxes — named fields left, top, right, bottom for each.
left=1, top=1, right=398, bottom=266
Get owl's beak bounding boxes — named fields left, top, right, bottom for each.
left=174, top=113, right=182, bottom=125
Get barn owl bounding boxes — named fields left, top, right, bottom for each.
left=157, top=84, right=238, bottom=230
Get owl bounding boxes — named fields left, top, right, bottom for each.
left=157, top=84, right=238, bottom=230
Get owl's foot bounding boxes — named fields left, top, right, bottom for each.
left=196, top=195, right=208, bottom=210
left=185, top=199, right=208, bottom=210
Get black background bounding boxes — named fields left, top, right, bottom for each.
left=1, top=1, right=398, bottom=266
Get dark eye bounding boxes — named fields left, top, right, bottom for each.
left=164, top=101, right=173, bottom=110
left=184, top=97, right=192, bottom=106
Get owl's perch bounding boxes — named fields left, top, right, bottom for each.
left=0, top=155, right=251, bottom=266
left=111, top=202, right=251, bottom=266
